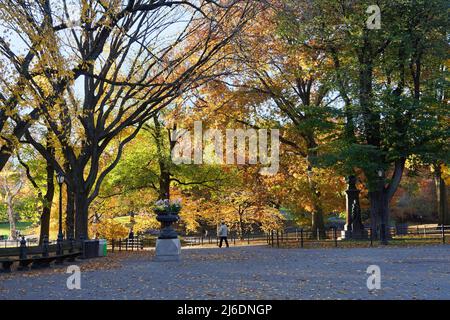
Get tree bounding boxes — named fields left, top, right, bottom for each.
left=190, top=2, right=343, bottom=236
left=0, top=0, right=64, bottom=171
left=9, top=0, right=254, bottom=239
left=97, top=115, right=227, bottom=199
left=17, top=138, right=55, bottom=245
left=433, top=164, right=450, bottom=225
left=277, top=0, right=449, bottom=241
left=0, top=162, right=25, bottom=239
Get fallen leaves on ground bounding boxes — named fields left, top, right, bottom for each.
left=0, top=250, right=155, bottom=280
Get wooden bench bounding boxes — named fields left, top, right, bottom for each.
left=0, top=251, right=82, bottom=273
left=18, top=258, right=34, bottom=271
left=54, top=252, right=82, bottom=265
left=0, top=259, right=15, bottom=273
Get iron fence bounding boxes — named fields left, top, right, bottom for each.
left=110, top=238, right=147, bottom=252
left=0, top=238, right=38, bottom=248
left=266, top=225, right=449, bottom=248
left=180, top=225, right=449, bottom=249
left=100, top=224, right=450, bottom=253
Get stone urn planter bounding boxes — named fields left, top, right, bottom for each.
left=156, top=213, right=180, bottom=239
left=153, top=199, right=182, bottom=261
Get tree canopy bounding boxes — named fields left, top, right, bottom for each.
left=0, top=0, right=447, bottom=241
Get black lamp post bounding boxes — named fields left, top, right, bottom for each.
left=56, top=172, right=65, bottom=256
left=377, top=169, right=388, bottom=245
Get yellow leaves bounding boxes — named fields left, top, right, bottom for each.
left=133, top=216, right=159, bottom=234
left=441, top=164, right=450, bottom=185
left=94, top=218, right=128, bottom=240
left=429, top=164, right=450, bottom=185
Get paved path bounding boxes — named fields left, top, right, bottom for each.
left=1, top=245, right=449, bottom=300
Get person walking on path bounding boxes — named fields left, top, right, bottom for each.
left=218, top=222, right=229, bottom=248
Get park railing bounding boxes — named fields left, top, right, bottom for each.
left=105, top=225, right=449, bottom=252
left=266, top=225, right=449, bottom=248
left=183, top=232, right=272, bottom=247
left=109, top=238, right=147, bottom=252
left=0, top=237, right=82, bottom=259
left=0, top=238, right=38, bottom=249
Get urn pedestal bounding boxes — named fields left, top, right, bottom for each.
left=154, top=213, right=181, bottom=261
left=155, top=238, right=181, bottom=261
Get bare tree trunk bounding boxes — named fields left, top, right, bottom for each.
left=438, top=178, right=449, bottom=225
left=39, top=157, right=55, bottom=245
left=6, top=194, right=17, bottom=240
left=153, top=116, right=171, bottom=200
left=238, top=210, right=245, bottom=240
left=369, top=191, right=379, bottom=240
left=369, top=190, right=390, bottom=242
left=435, top=165, right=449, bottom=225
left=75, top=190, right=89, bottom=240
left=311, top=206, right=326, bottom=238
left=64, top=160, right=75, bottom=239
left=368, top=160, right=405, bottom=242
left=65, top=185, right=75, bottom=239
left=0, top=153, right=11, bottom=173
left=0, top=110, right=40, bottom=172
left=38, top=140, right=55, bottom=245
left=306, top=165, right=325, bottom=238
left=159, top=170, right=171, bottom=200
left=380, top=192, right=390, bottom=242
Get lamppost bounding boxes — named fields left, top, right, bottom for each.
left=307, top=166, right=321, bottom=238
left=377, top=169, right=388, bottom=245
left=56, top=172, right=65, bottom=256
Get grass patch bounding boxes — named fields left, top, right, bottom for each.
left=0, top=221, right=33, bottom=237
left=114, top=216, right=133, bottom=224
